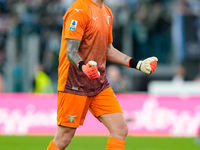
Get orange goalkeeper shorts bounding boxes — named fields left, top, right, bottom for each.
left=57, top=87, right=123, bottom=128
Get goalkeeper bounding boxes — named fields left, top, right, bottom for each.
left=46, top=0, right=158, bottom=150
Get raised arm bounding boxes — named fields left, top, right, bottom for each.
left=106, top=43, right=158, bottom=74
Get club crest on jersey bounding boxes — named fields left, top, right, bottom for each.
left=67, top=114, right=77, bottom=122
left=105, top=15, right=110, bottom=24
left=69, top=20, right=78, bottom=31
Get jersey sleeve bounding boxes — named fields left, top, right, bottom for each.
left=108, top=13, right=113, bottom=43
left=64, top=9, right=89, bottom=41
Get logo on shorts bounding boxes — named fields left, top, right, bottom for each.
left=69, top=20, right=78, bottom=31
left=67, top=114, right=77, bottom=123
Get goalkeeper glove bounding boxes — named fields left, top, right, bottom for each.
left=128, top=57, right=158, bottom=74
left=77, top=60, right=100, bottom=79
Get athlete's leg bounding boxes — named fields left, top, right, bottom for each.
left=99, top=113, right=128, bottom=150
left=47, top=92, right=91, bottom=150
left=99, top=113, right=128, bottom=140
left=90, top=87, right=128, bottom=149
left=54, top=126, right=76, bottom=149
left=47, top=126, right=76, bottom=150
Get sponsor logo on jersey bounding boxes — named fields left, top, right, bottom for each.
left=69, top=20, right=78, bottom=31
left=67, top=114, right=77, bottom=123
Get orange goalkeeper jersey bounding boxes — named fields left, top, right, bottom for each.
left=57, top=0, right=113, bottom=96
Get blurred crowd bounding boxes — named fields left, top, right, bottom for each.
left=0, top=0, right=71, bottom=92
left=0, top=0, right=200, bottom=93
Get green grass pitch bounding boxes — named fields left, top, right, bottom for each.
left=0, top=136, right=199, bottom=150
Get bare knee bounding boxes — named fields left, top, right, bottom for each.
left=110, top=123, right=129, bottom=140
left=120, top=124, right=129, bottom=138
left=53, top=126, right=76, bottom=150
left=99, top=113, right=129, bottom=141
left=54, top=133, right=73, bottom=149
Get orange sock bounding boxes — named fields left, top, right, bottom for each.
left=106, top=137, right=126, bottom=150
left=46, top=140, right=61, bottom=150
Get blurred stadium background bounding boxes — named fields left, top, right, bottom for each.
left=0, top=0, right=200, bottom=149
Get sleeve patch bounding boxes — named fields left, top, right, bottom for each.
left=69, top=20, right=78, bottom=31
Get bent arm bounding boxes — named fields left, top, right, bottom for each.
left=66, top=39, right=99, bottom=79
left=106, top=43, right=158, bottom=74
left=66, top=39, right=82, bottom=66
left=106, top=43, right=131, bottom=66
